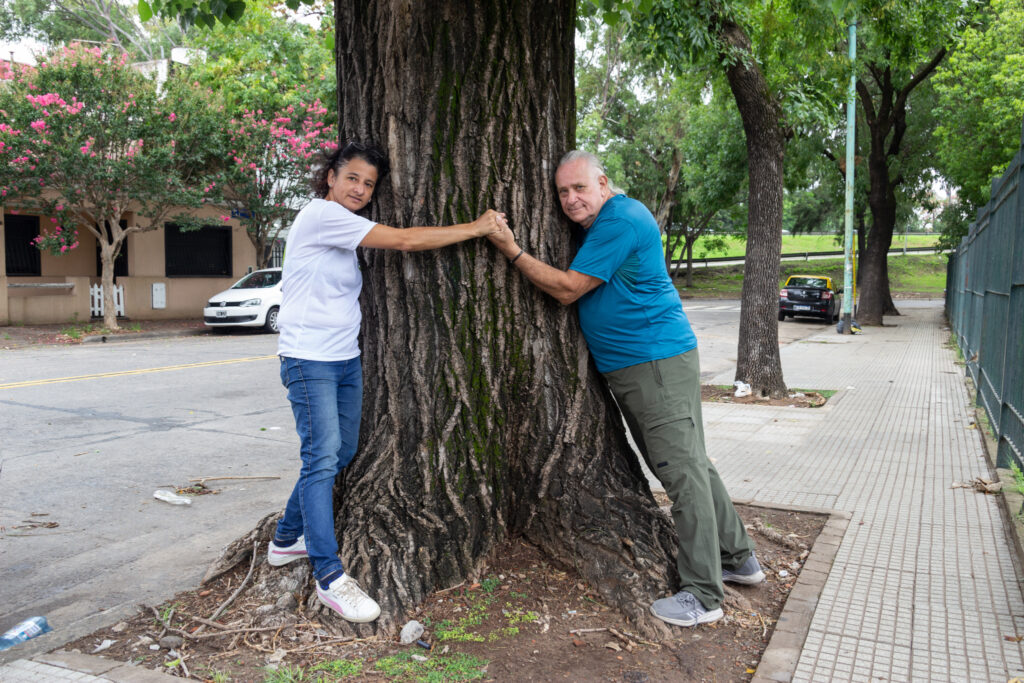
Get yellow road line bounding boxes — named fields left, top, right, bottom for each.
left=0, top=355, right=277, bottom=390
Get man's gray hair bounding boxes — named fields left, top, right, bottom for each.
left=558, top=150, right=626, bottom=196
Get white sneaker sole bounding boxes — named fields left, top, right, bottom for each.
left=267, top=542, right=308, bottom=567
left=723, top=569, right=766, bottom=585
left=316, top=586, right=381, bottom=623
left=650, top=605, right=723, bottom=627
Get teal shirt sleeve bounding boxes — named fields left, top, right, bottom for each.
left=569, top=218, right=635, bottom=282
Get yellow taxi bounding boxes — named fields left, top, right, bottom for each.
left=779, top=274, right=842, bottom=322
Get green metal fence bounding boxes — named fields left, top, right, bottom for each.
left=946, top=120, right=1024, bottom=470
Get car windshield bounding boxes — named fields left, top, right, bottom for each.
left=232, top=271, right=281, bottom=289
left=787, top=277, right=828, bottom=289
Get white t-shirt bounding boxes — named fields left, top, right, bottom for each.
left=276, top=198, right=377, bottom=361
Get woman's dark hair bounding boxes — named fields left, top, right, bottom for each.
left=310, top=141, right=390, bottom=198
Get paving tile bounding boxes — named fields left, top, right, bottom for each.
left=711, top=305, right=1024, bottom=681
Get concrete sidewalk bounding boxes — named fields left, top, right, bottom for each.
left=2, top=299, right=1021, bottom=681
left=706, top=299, right=1024, bottom=681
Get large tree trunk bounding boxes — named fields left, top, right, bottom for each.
left=720, top=21, right=787, bottom=398
left=319, top=0, right=677, bottom=638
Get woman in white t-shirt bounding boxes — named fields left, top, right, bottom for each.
left=266, top=141, right=505, bottom=623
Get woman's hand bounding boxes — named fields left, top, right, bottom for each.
left=471, top=209, right=506, bottom=237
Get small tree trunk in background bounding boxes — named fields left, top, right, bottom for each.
left=247, top=229, right=269, bottom=270
left=324, top=0, right=678, bottom=638
left=858, top=130, right=898, bottom=326
left=685, top=238, right=695, bottom=288
left=97, top=218, right=123, bottom=330
left=720, top=21, right=787, bottom=398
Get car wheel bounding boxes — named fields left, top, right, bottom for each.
left=778, top=310, right=786, bottom=322
left=264, top=306, right=280, bottom=333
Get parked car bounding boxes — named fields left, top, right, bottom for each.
left=203, top=268, right=283, bottom=333
left=779, top=274, right=841, bottom=322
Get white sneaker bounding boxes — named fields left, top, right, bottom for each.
left=316, top=573, right=381, bottom=623
left=267, top=536, right=308, bottom=566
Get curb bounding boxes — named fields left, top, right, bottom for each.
left=738, top=502, right=851, bottom=683
left=81, top=329, right=209, bottom=344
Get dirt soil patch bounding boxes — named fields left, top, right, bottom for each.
left=65, top=504, right=826, bottom=682
left=701, top=385, right=828, bottom=408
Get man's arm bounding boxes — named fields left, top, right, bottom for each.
left=488, top=226, right=602, bottom=305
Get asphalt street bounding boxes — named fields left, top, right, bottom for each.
left=0, top=333, right=295, bottom=662
left=682, top=299, right=827, bottom=381
left=0, top=300, right=825, bottom=661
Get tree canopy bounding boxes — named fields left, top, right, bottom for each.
left=575, top=19, right=747, bottom=284
left=0, top=43, right=222, bottom=327
left=0, top=0, right=183, bottom=60
left=181, top=0, right=335, bottom=116
left=931, top=0, right=1024, bottom=245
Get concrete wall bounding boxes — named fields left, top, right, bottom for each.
left=6, top=276, right=91, bottom=324
left=3, top=206, right=257, bottom=325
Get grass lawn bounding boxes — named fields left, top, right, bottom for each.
left=677, top=233, right=941, bottom=260
left=676, top=253, right=949, bottom=298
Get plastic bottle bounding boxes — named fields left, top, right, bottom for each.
left=153, top=490, right=192, bottom=505
left=0, top=616, right=52, bottom=651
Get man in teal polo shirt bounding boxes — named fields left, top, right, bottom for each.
left=488, top=150, right=764, bottom=627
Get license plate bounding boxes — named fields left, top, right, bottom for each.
left=216, top=310, right=227, bottom=317
left=794, top=305, right=811, bottom=311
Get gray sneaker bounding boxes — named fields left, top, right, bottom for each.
left=722, top=551, right=766, bottom=585
left=650, top=590, right=723, bottom=627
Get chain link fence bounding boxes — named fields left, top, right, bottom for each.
left=946, top=120, right=1024, bottom=470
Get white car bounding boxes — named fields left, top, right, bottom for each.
left=203, top=268, right=283, bottom=333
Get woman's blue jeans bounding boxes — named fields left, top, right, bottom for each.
left=276, top=356, right=362, bottom=582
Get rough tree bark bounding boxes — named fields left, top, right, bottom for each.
left=203, top=0, right=681, bottom=640
left=856, top=49, right=946, bottom=325
left=338, top=0, right=678, bottom=638
left=720, top=21, right=787, bottom=398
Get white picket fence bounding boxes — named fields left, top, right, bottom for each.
left=89, top=283, right=125, bottom=318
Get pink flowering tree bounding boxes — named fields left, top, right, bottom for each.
left=0, top=43, right=221, bottom=329
left=209, top=100, right=334, bottom=268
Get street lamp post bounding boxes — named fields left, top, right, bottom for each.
left=841, top=19, right=857, bottom=334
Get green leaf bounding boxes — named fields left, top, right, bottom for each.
left=137, top=0, right=153, bottom=21
left=225, top=1, right=246, bottom=21
left=285, top=0, right=300, bottom=10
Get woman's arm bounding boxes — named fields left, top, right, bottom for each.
left=359, top=209, right=505, bottom=252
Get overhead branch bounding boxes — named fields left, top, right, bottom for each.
left=855, top=80, right=877, bottom=128
left=895, top=47, right=947, bottom=112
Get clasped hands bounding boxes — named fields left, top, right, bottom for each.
left=471, top=209, right=518, bottom=259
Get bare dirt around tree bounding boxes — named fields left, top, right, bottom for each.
left=66, top=504, right=825, bottom=682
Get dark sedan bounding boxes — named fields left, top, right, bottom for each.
left=779, top=275, right=841, bottom=322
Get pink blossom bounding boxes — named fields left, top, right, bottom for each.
left=220, top=215, right=229, bottom=222
left=168, top=112, right=177, bottom=121
left=30, top=119, right=47, bottom=132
